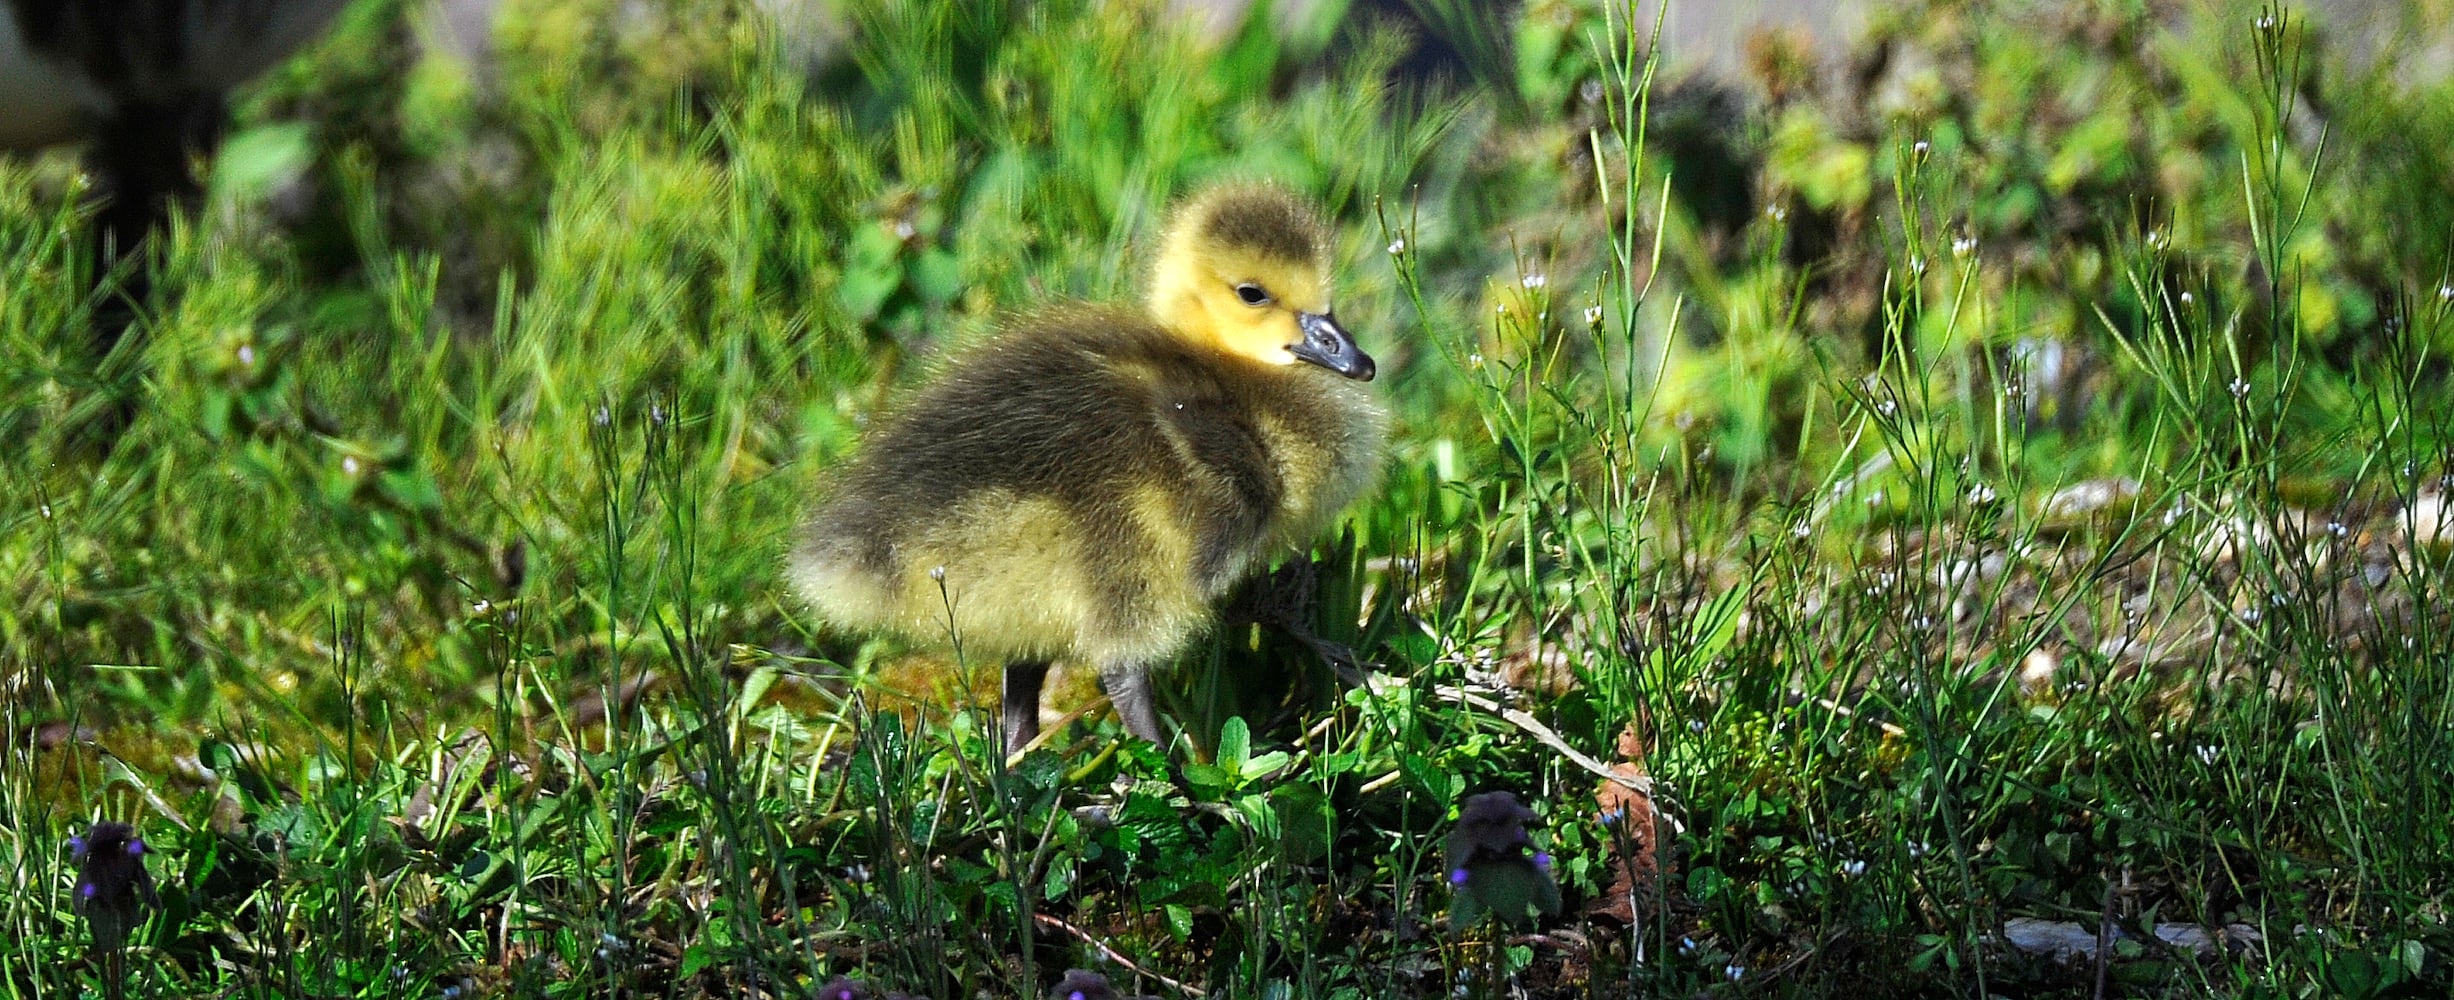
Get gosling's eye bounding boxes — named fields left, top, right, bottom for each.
left=1234, top=283, right=1272, bottom=306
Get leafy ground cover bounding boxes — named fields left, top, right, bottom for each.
left=5, top=0, right=2454, bottom=996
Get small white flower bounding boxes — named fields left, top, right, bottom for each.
left=1766, top=204, right=1788, bottom=222
left=1913, top=140, right=1931, bottom=156
left=1792, top=520, right=1811, bottom=539
left=1726, top=965, right=1747, bottom=981
left=2257, top=14, right=2275, bottom=30
left=237, top=344, right=256, bottom=366
left=1841, top=859, right=1866, bottom=877
left=1387, top=238, right=1406, bottom=255
left=1967, top=483, right=1998, bottom=505
left=1583, top=305, right=1604, bottom=325
left=1911, top=615, right=1933, bottom=631
left=472, top=599, right=490, bottom=614
left=650, top=403, right=666, bottom=425
left=342, top=455, right=362, bottom=476
left=1522, top=272, right=1547, bottom=289
left=1876, top=399, right=1898, bottom=417
left=2179, top=291, right=2194, bottom=305
left=1688, top=719, right=1706, bottom=734
left=2147, top=230, right=2168, bottom=249
left=2229, top=378, right=2251, bottom=398
left=1908, top=255, right=1927, bottom=275
left=2327, top=521, right=2348, bottom=538
left=594, top=406, right=612, bottom=427
left=2243, top=607, right=2263, bottom=624
left=2438, top=284, right=2452, bottom=302
left=928, top=565, right=947, bottom=582
left=38, top=504, right=51, bottom=519
left=892, top=219, right=916, bottom=240
left=1468, top=352, right=1483, bottom=367
left=2195, top=744, right=2218, bottom=765
left=1951, top=236, right=1977, bottom=258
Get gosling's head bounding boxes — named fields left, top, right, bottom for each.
left=1145, top=184, right=1375, bottom=381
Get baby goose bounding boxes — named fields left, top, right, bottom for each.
left=791, top=184, right=1385, bottom=755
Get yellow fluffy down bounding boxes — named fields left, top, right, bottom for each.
left=786, top=184, right=1382, bottom=752
left=787, top=488, right=1212, bottom=667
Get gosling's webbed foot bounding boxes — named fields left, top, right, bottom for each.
left=1001, top=659, right=1052, bottom=757
left=1099, top=665, right=1166, bottom=746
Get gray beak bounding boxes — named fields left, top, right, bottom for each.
left=1290, top=311, right=1375, bottom=381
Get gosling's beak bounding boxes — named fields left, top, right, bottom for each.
left=1291, top=311, right=1376, bottom=381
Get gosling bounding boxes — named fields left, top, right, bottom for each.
left=790, top=184, right=1385, bottom=755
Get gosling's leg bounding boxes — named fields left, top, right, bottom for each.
left=1002, top=659, right=1052, bottom=756
left=1100, top=665, right=1167, bottom=746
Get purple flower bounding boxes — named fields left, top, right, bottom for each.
left=1444, top=792, right=1563, bottom=929
left=812, top=977, right=870, bottom=1000
left=1047, top=967, right=1139, bottom=1000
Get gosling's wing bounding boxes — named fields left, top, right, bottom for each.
left=1150, top=388, right=1280, bottom=590
left=805, top=317, right=1174, bottom=564
left=854, top=328, right=1172, bottom=498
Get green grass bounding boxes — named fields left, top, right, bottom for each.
left=6, top=0, right=2454, bottom=996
